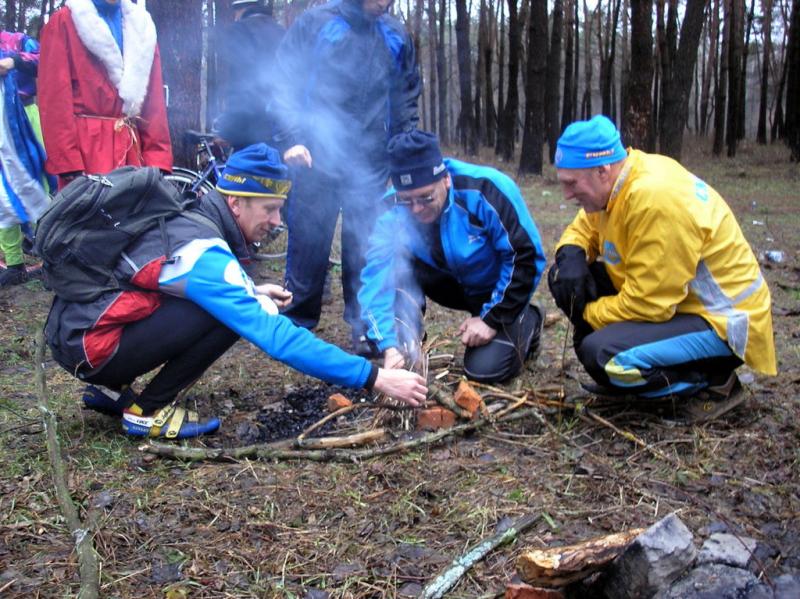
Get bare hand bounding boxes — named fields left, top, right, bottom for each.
left=0, top=57, right=14, bottom=75
left=383, top=347, right=405, bottom=369
left=373, top=368, right=427, bottom=407
left=458, top=316, right=496, bottom=347
left=255, top=283, right=293, bottom=308
left=283, top=145, right=312, bottom=168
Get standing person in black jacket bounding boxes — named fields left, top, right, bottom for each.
left=214, top=0, right=286, bottom=149
left=273, top=0, right=421, bottom=357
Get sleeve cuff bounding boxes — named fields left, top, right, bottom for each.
left=363, top=363, right=379, bottom=390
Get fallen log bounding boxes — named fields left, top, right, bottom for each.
left=516, top=528, right=646, bottom=586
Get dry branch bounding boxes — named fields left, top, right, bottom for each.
left=581, top=409, right=682, bottom=467
left=297, top=429, right=387, bottom=449
left=36, top=328, right=100, bottom=599
left=420, top=513, right=540, bottom=599
left=516, top=528, right=645, bottom=586
left=142, top=407, right=545, bottom=462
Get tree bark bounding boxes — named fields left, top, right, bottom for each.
left=484, top=0, right=498, bottom=147
left=700, top=0, right=720, bottom=135
left=622, top=0, right=654, bottom=149
left=149, top=0, right=203, bottom=168
left=454, top=0, right=477, bottom=153
left=427, top=0, right=438, bottom=135
left=4, top=0, right=17, bottom=32
left=658, top=0, right=707, bottom=159
left=726, top=0, right=744, bottom=156
left=738, top=0, right=757, bottom=139
left=785, top=0, right=800, bottom=158
left=545, top=0, right=564, bottom=162
left=600, top=0, right=623, bottom=118
left=437, top=0, right=449, bottom=144
left=520, top=0, right=548, bottom=174
left=497, top=0, right=520, bottom=160
left=757, top=0, right=772, bottom=143
left=561, top=0, right=576, bottom=130
left=581, top=0, right=594, bottom=119
left=476, top=0, right=488, bottom=144
left=713, top=0, right=731, bottom=154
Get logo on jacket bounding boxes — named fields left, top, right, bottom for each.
left=603, top=240, right=621, bottom=265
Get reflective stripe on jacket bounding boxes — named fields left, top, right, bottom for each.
left=557, top=149, right=777, bottom=375
left=360, top=158, right=546, bottom=352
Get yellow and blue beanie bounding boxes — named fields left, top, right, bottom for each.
left=216, top=143, right=291, bottom=199
left=555, top=115, right=627, bottom=169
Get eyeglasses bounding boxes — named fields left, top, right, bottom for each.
left=393, top=193, right=436, bottom=208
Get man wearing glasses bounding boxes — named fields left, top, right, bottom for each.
left=358, top=130, right=547, bottom=383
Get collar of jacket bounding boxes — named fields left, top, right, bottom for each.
left=194, top=190, right=252, bottom=262
left=340, top=0, right=376, bottom=30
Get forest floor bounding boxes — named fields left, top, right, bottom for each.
left=0, top=139, right=798, bottom=598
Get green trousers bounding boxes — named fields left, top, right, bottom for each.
left=1, top=104, right=48, bottom=267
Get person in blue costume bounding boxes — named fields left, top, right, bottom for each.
left=0, top=30, right=50, bottom=287
left=45, top=144, right=427, bottom=440
left=359, top=131, right=547, bottom=383
left=273, top=0, right=421, bottom=357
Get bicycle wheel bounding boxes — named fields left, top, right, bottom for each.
left=165, top=168, right=214, bottom=197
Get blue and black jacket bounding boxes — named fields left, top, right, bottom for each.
left=359, top=159, right=547, bottom=352
left=273, top=0, right=420, bottom=171
left=46, top=191, right=377, bottom=390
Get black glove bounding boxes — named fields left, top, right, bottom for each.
left=547, top=245, right=597, bottom=324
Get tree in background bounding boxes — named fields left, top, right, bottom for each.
left=623, top=0, right=654, bottom=150
left=496, top=0, right=520, bottom=161
left=786, top=0, right=800, bottom=158
left=520, top=0, right=548, bottom=173
left=545, top=0, right=563, bottom=162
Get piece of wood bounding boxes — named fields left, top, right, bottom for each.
left=36, top=328, right=100, bottom=599
left=421, top=513, right=540, bottom=599
left=506, top=583, right=564, bottom=599
left=297, top=429, right=386, bottom=449
left=516, top=528, right=646, bottom=586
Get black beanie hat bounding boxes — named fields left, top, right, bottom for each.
left=388, top=130, right=447, bottom=191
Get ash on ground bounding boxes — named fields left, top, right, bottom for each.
left=253, top=385, right=370, bottom=443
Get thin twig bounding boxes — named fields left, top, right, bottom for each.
left=142, top=407, right=545, bottom=462
left=581, top=409, right=682, bottom=467
left=420, top=513, right=540, bottom=599
left=36, top=327, right=100, bottom=599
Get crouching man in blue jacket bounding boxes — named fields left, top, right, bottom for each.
left=45, top=144, right=427, bottom=439
left=359, top=131, right=547, bottom=382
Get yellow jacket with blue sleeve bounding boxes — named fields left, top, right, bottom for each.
left=556, top=149, right=777, bottom=375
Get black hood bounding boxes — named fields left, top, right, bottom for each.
left=194, top=190, right=251, bottom=262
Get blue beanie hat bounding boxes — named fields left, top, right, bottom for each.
left=388, top=130, right=447, bottom=191
left=216, top=143, right=292, bottom=199
left=555, top=115, right=627, bottom=169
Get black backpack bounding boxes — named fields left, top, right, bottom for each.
left=34, top=166, right=192, bottom=303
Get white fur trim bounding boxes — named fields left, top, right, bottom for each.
left=66, top=0, right=157, bottom=117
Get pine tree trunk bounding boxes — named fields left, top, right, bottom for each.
left=427, top=0, right=438, bottom=135
left=485, top=0, right=498, bottom=147
left=561, top=0, right=576, bottom=130
left=545, top=0, right=564, bottom=162
left=520, top=0, right=548, bottom=173
left=4, top=0, right=17, bottom=31
left=581, top=0, right=594, bottom=119
left=476, top=0, right=488, bottom=145
left=437, top=0, right=449, bottom=144
left=738, top=0, right=756, bottom=140
left=455, top=0, right=477, bottom=153
left=623, top=0, right=654, bottom=150
left=785, top=0, right=800, bottom=159
left=601, top=0, right=623, bottom=117
left=713, top=0, right=731, bottom=155
left=701, top=0, right=720, bottom=135
left=658, top=0, right=706, bottom=159
left=148, top=0, right=203, bottom=167
left=757, top=0, right=772, bottom=143
left=497, top=0, right=520, bottom=160
left=726, top=0, right=744, bottom=156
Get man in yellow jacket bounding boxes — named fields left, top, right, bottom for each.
left=549, top=115, right=776, bottom=409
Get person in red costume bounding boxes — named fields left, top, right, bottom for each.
left=38, top=0, right=172, bottom=189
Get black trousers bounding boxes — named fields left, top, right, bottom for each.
left=568, top=263, right=742, bottom=397
left=282, top=164, right=386, bottom=342
left=86, top=297, right=239, bottom=412
left=403, top=260, right=542, bottom=383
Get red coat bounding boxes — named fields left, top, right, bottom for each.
left=38, top=4, right=172, bottom=176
